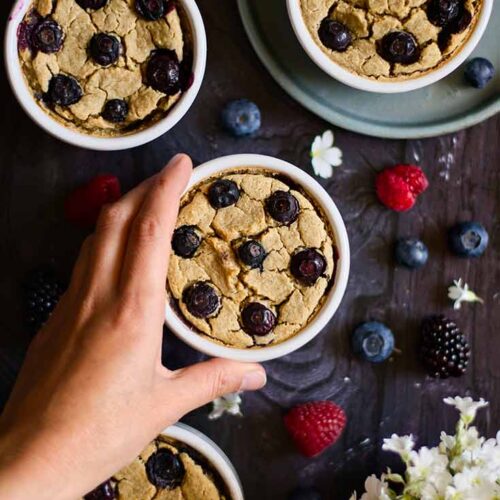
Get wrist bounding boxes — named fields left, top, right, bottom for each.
left=0, top=424, right=73, bottom=500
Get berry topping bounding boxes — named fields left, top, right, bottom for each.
left=145, top=449, right=185, bottom=489
left=379, top=31, right=420, bottom=65
left=290, top=249, right=326, bottom=286
left=289, top=487, right=323, bottom=500
left=464, top=58, right=495, bottom=89
left=135, top=0, right=166, bottom=21
left=351, top=321, right=395, bottom=363
left=172, top=226, right=201, bottom=258
left=76, top=0, right=108, bottom=9
left=46, top=74, right=83, bottom=107
left=102, top=99, right=128, bottom=123
left=146, top=50, right=181, bottom=95
left=420, top=315, right=470, bottom=378
left=90, top=33, right=120, bottom=66
left=284, top=401, right=346, bottom=457
left=183, top=282, right=220, bottom=318
left=427, top=0, right=460, bottom=27
left=241, top=303, right=276, bottom=336
left=31, top=19, right=64, bottom=54
left=221, top=99, right=261, bottom=136
left=238, top=240, right=267, bottom=268
left=84, top=480, right=116, bottom=500
left=208, top=179, right=240, bottom=208
left=318, top=19, right=352, bottom=52
left=395, top=238, right=429, bottom=269
left=23, top=268, right=65, bottom=334
left=64, top=174, right=122, bottom=228
left=376, top=164, right=429, bottom=212
left=448, top=221, right=488, bottom=257
left=266, top=191, right=299, bottom=225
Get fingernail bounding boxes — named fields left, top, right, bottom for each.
left=240, top=370, right=267, bottom=391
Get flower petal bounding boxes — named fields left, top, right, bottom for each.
left=311, top=135, right=322, bottom=155
left=323, top=147, right=343, bottom=166
left=321, top=129, right=334, bottom=149
left=312, top=156, right=333, bottom=179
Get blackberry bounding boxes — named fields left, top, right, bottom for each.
left=420, top=315, right=470, bottom=378
left=23, top=268, right=65, bottom=334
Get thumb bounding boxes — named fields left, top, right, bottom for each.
left=165, top=359, right=266, bottom=416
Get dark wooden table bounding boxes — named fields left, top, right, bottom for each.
left=1, top=1, right=499, bottom=499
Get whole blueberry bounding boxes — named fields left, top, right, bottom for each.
left=221, top=99, right=261, bottom=136
left=352, top=321, right=395, bottom=363
left=449, top=221, right=488, bottom=257
left=290, top=249, right=326, bottom=286
left=318, top=19, right=352, bottom=52
left=266, top=191, right=299, bottom=225
left=135, top=0, right=166, bottom=20
left=76, top=0, right=108, bottom=9
left=146, top=49, right=181, bottom=95
left=241, top=303, right=276, bottom=336
left=238, top=240, right=267, bottom=268
left=379, top=31, right=420, bottom=65
left=395, top=238, right=429, bottom=269
left=145, top=449, right=185, bottom=489
left=464, top=58, right=495, bottom=89
left=208, top=179, right=240, bottom=208
left=84, top=480, right=116, bottom=500
left=427, top=0, right=460, bottom=27
left=102, top=99, right=128, bottom=123
left=183, top=282, right=220, bottom=318
left=288, top=487, right=323, bottom=500
left=31, top=19, right=64, bottom=54
left=90, top=33, right=121, bottom=66
left=172, top=226, right=201, bottom=258
left=46, top=74, right=83, bottom=106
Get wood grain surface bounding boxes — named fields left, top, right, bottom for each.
left=0, top=1, right=499, bottom=499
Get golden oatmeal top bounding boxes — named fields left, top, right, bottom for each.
left=18, top=0, right=193, bottom=136
left=300, top=0, right=482, bottom=81
left=167, top=169, right=338, bottom=349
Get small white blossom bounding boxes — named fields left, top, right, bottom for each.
left=360, top=475, right=391, bottom=500
left=444, top=396, right=489, bottom=424
left=448, top=279, right=483, bottom=310
left=208, top=392, right=242, bottom=420
left=310, top=130, right=343, bottom=179
left=383, top=434, right=415, bottom=460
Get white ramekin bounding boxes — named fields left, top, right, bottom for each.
left=4, top=0, right=207, bottom=151
left=163, top=423, right=244, bottom=500
left=165, top=154, right=350, bottom=363
left=286, top=0, right=493, bottom=93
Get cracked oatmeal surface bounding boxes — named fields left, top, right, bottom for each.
left=84, top=435, right=227, bottom=499
left=167, top=169, right=337, bottom=349
left=18, top=0, right=190, bottom=136
left=300, top=0, right=482, bottom=81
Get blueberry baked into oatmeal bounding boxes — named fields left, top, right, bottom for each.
left=167, top=169, right=338, bottom=349
left=83, top=435, right=229, bottom=499
left=18, top=0, right=193, bottom=136
left=300, top=0, right=483, bottom=80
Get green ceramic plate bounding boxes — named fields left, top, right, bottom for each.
left=237, top=0, right=500, bottom=139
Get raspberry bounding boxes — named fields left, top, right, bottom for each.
left=283, top=401, right=346, bottom=457
left=64, top=175, right=121, bottom=227
left=376, top=164, right=428, bottom=212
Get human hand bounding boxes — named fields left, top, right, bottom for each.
left=0, top=154, right=266, bottom=500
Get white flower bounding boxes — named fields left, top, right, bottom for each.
left=444, top=396, right=489, bottom=424
left=360, top=475, right=391, bottom=500
left=310, top=129, right=343, bottom=179
left=208, top=392, right=242, bottom=420
left=382, top=434, right=415, bottom=460
left=448, top=279, right=483, bottom=310
left=407, top=447, right=451, bottom=498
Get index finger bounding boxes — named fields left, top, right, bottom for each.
left=119, top=154, right=192, bottom=298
